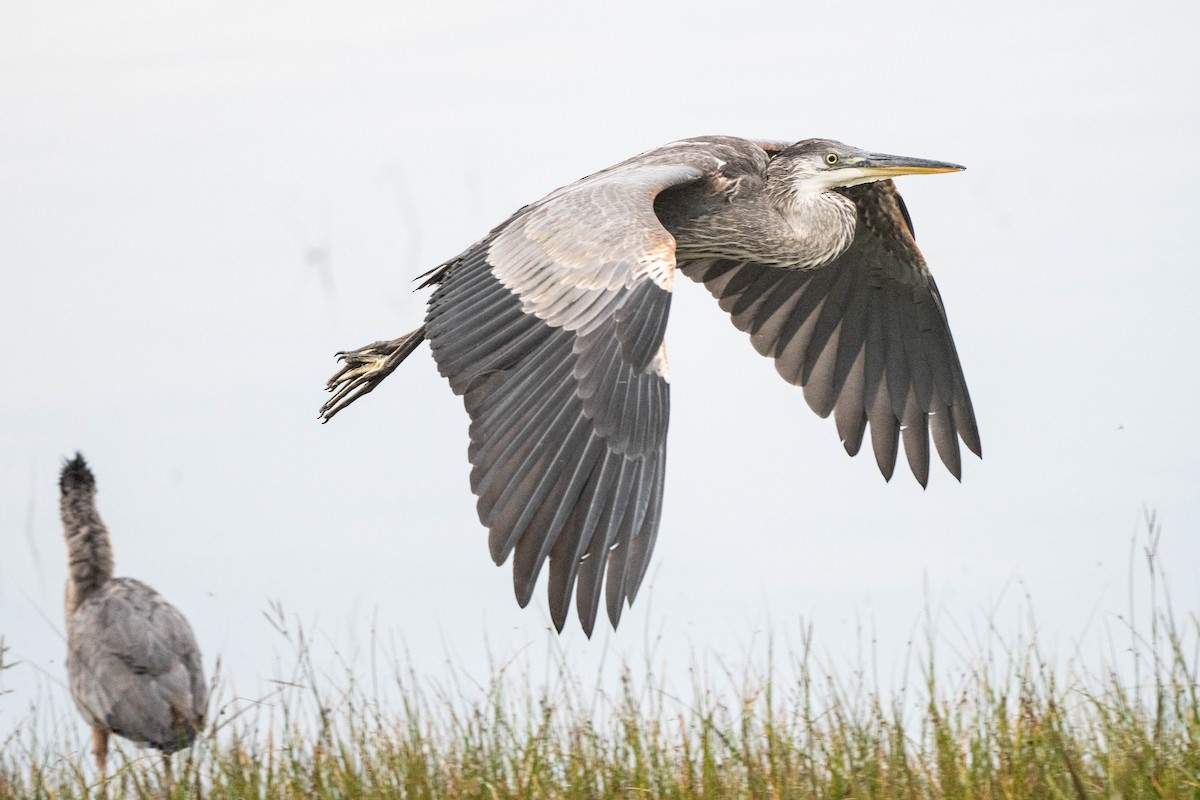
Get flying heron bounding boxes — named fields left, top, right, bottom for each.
left=320, top=136, right=980, bottom=635
left=60, top=454, right=207, bottom=786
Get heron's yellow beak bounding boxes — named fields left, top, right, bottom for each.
left=851, top=153, right=966, bottom=177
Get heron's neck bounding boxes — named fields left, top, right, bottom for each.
left=666, top=185, right=857, bottom=269
left=769, top=187, right=858, bottom=269
left=61, top=487, right=114, bottom=613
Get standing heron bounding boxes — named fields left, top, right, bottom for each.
left=320, top=136, right=980, bottom=635
left=60, top=454, right=207, bottom=785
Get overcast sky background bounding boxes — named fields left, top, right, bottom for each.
left=2, top=0, right=1198, bottom=743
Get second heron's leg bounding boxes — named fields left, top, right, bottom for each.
left=92, top=726, right=109, bottom=793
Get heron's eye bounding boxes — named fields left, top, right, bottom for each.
left=824, top=153, right=839, bottom=165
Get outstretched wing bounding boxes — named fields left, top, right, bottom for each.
left=682, top=179, right=980, bottom=486
left=425, top=137, right=768, bottom=634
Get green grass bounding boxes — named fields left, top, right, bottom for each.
left=3, top=518, right=1197, bottom=800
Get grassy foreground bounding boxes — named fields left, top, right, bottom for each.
left=2, top=523, right=1197, bottom=799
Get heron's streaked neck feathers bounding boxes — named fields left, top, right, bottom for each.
left=61, top=479, right=114, bottom=614
left=663, top=176, right=857, bottom=269
left=769, top=185, right=857, bottom=269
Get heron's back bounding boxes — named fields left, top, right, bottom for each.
left=67, top=577, right=207, bottom=753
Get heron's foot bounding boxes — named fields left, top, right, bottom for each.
left=320, top=333, right=419, bottom=423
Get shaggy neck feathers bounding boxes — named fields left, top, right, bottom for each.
left=60, top=456, right=114, bottom=614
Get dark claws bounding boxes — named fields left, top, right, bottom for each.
left=319, top=344, right=398, bottom=422
left=318, top=330, right=426, bottom=423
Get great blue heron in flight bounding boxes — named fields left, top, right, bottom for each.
left=320, top=136, right=980, bottom=635
left=60, top=454, right=207, bottom=785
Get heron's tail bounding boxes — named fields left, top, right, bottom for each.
left=60, top=452, right=114, bottom=610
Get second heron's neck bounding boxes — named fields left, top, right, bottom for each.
left=61, top=488, right=114, bottom=614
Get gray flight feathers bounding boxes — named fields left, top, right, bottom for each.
left=426, top=247, right=669, bottom=634
left=680, top=179, right=980, bottom=486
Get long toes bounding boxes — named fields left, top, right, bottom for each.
left=320, top=373, right=382, bottom=422
left=326, top=360, right=384, bottom=390
left=321, top=336, right=415, bottom=422
left=336, top=340, right=394, bottom=359
left=325, top=367, right=360, bottom=390
left=325, top=381, right=361, bottom=407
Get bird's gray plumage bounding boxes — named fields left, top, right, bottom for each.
left=321, top=135, right=980, bottom=635
left=67, top=577, right=207, bottom=751
left=680, top=178, right=979, bottom=485
left=60, top=454, right=206, bottom=776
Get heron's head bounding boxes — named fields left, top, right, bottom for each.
left=770, top=138, right=964, bottom=194
left=60, top=453, right=97, bottom=494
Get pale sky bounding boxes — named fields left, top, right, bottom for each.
left=2, top=0, right=1198, bottom=740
